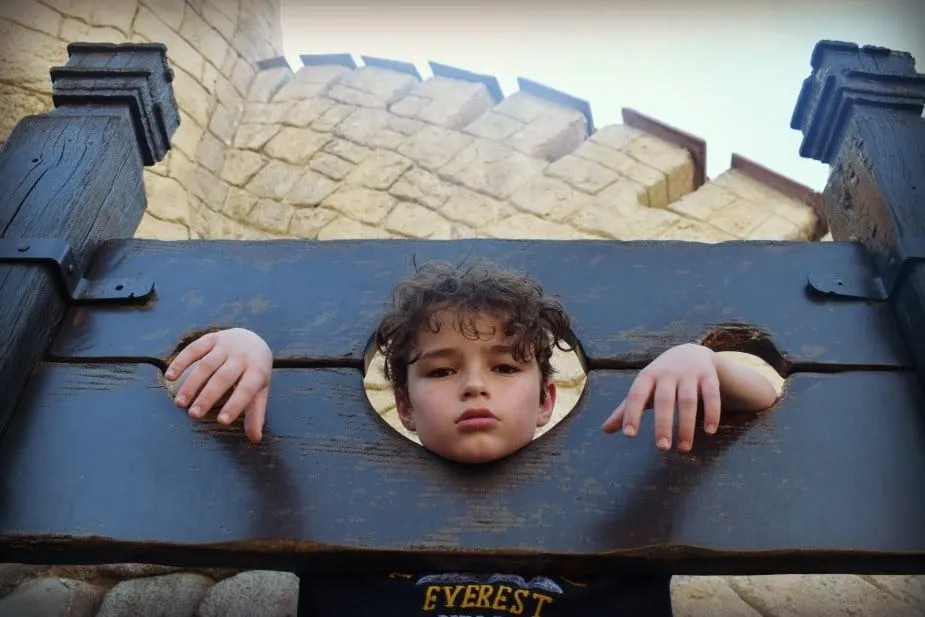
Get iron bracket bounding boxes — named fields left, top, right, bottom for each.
left=0, top=238, right=154, bottom=303
left=807, top=236, right=925, bottom=302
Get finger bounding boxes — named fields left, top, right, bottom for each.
left=701, top=374, right=722, bottom=436
left=189, top=358, right=244, bottom=418
left=652, top=376, right=678, bottom=451
left=602, top=401, right=625, bottom=433
left=621, top=373, right=655, bottom=438
left=243, top=387, right=270, bottom=443
left=175, top=350, right=227, bottom=409
left=166, top=332, right=218, bottom=382
left=216, top=368, right=268, bottom=426
left=676, top=377, right=699, bottom=452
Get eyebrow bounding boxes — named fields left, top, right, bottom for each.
left=417, top=345, right=515, bottom=362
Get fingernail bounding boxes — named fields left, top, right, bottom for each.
left=705, top=423, right=717, bottom=434
left=679, top=440, right=691, bottom=451
left=189, top=405, right=200, bottom=417
left=176, top=394, right=187, bottom=406
left=166, top=368, right=175, bottom=379
left=657, top=437, right=671, bottom=450
left=623, top=425, right=635, bottom=437
left=218, top=413, right=228, bottom=424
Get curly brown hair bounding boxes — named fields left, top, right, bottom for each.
left=373, top=258, right=575, bottom=405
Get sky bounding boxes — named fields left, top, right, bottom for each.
left=280, top=0, right=925, bottom=192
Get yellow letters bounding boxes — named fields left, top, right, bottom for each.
left=422, top=585, right=440, bottom=611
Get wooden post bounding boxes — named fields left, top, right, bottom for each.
left=792, top=40, right=925, bottom=381
left=0, top=43, right=179, bottom=435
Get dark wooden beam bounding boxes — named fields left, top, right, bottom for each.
left=0, top=42, right=179, bottom=437
left=792, top=40, right=925, bottom=384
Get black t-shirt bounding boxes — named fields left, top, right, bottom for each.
left=300, top=571, right=673, bottom=616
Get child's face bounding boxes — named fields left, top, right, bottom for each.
left=396, top=310, right=556, bottom=463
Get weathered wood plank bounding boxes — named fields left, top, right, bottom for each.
left=0, top=43, right=178, bottom=437
left=49, top=238, right=911, bottom=370
left=1, top=363, right=923, bottom=575
left=792, top=40, right=925, bottom=383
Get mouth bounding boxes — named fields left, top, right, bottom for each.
left=456, top=408, right=500, bottom=430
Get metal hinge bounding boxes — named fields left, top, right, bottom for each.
left=807, top=236, right=925, bottom=302
left=0, top=238, right=154, bottom=303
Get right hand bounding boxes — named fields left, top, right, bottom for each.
left=166, top=328, right=272, bottom=443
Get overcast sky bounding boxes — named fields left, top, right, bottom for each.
left=280, top=0, right=925, bottom=192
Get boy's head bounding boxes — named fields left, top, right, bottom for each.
left=373, top=259, right=574, bottom=463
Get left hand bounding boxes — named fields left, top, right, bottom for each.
left=601, top=343, right=721, bottom=452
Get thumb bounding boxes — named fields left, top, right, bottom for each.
left=602, top=401, right=625, bottom=433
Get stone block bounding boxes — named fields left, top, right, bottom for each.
left=242, top=101, right=295, bottom=125
left=60, top=18, right=127, bottom=43
left=172, top=67, right=211, bottom=127
left=196, top=570, right=298, bottom=617
left=323, top=138, right=371, bottom=164
left=234, top=123, right=281, bottom=151
left=392, top=76, right=494, bottom=129
left=230, top=56, right=256, bottom=96
left=274, top=65, right=350, bottom=101
left=440, top=186, right=505, bottom=228
left=312, top=103, right=357, bottom=132
left=344, top=149, right=413, bottom=190
left=464, top=111, right=525, bottom=142
left=96, top=573, right=213, bottom=617
left=322, top=185, right=398, bottom=225
left=545, top=154, right=621, bottom=195
left=264, top=127, right=331, bottom=165
left=0, top=0, right=61, bottom=37
left=0, top=577, right=104, bottom=617
left=192, top=165, right=229, bottom=210
left=397, top=125, right=473, bottom=171
left=670, top=576, right=761, bottom=617
left=504, top=112, right=586, bottom=162
left=487, top=213, right=602, bottom=240
left=571, top=201, right=680, bottom=240
left=308, top=152, right=353, bottom=180
left=389, top=167, right=454, bottom=210
left=384, top=201, right=452, bottom=238
left=336, top=66, right=419, bottom=106
left=710, top=169, right=783, bottom=204
left=54, top=0, right=135, bottom=34
left=656, top=216, right=734, bottom=243
left=222, top=187, right=258, bottom=220
left=144, top=173, right=190, bottom=225
left=708, top=198, right=773, bottom=238
left=247, top=66, right=292, bottom=103
left=509, top=175, right=592, bottom=222
left=0, top=84, right=51, bottom=146
left=746, top=213, right=807, bottom=241
left=196, top=131, right=227, bottom=175
left=623, top=134, right=694, bottom=202
left=317, top=215, right=395, bottom=240
left=200, top=1, right=236, bottom=39
left=221, top=149, right=267, bottom=186
left=572, top=141, right=667, bottom=206
left=249, top=199, right=294, bottom=234
left=289, top=207, right=339, bottom=238
left=0, top=19, right=69, bottom=92
left=140, top=0, right=186, bottom=30
left=590, top=123, right=646, bottom=150
left=209, top=103, right=237, bottom=145
left=439, top=139, right=545, bottom=200
left=285, top=97, right=336, bottom=128
left=667, top=182, right=737, bottom=221
left=179, top=3, right=228, bottom=68
left=286, top=169, right=338, bottom=207
left=245, top=159, right=302, bottom=200
left=134, top=6, right=203, bottom=80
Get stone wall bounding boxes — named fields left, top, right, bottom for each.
left=1, top=0, right=923, bottom=615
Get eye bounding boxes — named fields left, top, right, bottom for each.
left=426, top=367, right=454, bottom=378
left=494, top=364, right=521, bottom=374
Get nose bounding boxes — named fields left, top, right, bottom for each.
left=461, top=369, right=489, bottom=399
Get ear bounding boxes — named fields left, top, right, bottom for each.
left=536, top=381, right=557, bottom=427
left=395, top=389, right=415, bottom=431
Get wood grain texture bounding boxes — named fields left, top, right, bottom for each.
left=1, top=362, right=923, bottom=575
left=48, top=238, right=911, bottom=372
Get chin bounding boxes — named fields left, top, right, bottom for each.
left=434, top=439, right=530, bottom=465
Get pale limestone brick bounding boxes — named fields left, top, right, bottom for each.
left=289, top=207, right=340, bottom=238
left=285, top=97, right=336, bottom=128
left=54, top=0, right=135, bottom=34
left=195, top=131, right=225, bottom=175
left=464, top=111, right=526, bottom=142
left=200, top=62, right=219, bottom=95
left=248, top=67, right=292, bottom=103
left=391, top=76, right=494, bottom=129
left=863, top=575, right=925, bottom=609
left=727, top=575, right=921, bottom=617
left=341, top=67, right=419, bottom=104
left=312, top=103, right=357, bottom=132
left=388, top=167, right=453, bottom=210
left=230, top=56, right=256, bottom=96
left=486, top=213, right=603, bottom=240
left=214, top=75, right=241, bottom=111
left=144, top=173, right=190, bottom=226
left=274, top=65, right=351, bottom=101
left=710, top=169, right=783, bottom=204
left=242, top=101, right=296, bottom=125
left=387, top=115, right=425, bottom=136
left=134, top=6, right=203, bottom=80
left=209, top=103, right=237, bottom=145
left=233, top=123, right=280, bottom=151
left=655, top=217, right=734, bottom=243
left=193, top=207, right=252, bottom=239
left=0, top=0, right=61, bottom=37
left=323, top=138, right=371, bottom=164
left=222, top=187, right=258, bottom=220
left=201, top=0, right=236, bottom=39
left=0, top=85, right=51, bottom=145
left=322, top=185, right=397, bottom=225
left=220, top=149, right=266, bottom=186
left=397, top=125, right=473, bottom=171
left=263, top=127, right=331, bottom=165
left=179, top=7, right=228, bottom=69
left=135, top=213, right=190, bottom=240
left=344, top=149, right=412, bottom=190
left=139, top=0, right=186, bottom=30
left=384, top=201, right=452, bottom=238
left=767, top=198, right=817, bottom=231
left=220, top=46, right=238, bottom=75
left=623, top=134, right=694, bottom=203
left=504, top=113, right=587, bottom=162
left=440, top=187, right=505, bottom=228
left=328, top=84, right=390, bottom=108
left=545, top=154, right=621, bottom=195
left=147, top=154, right=170, bottom=177
left=249, top=199, right=294, bottom=235
left=317, top=215, right=395, bottom=240
left=308, top=152, right=354, bottom=181
left=332, top=107, right=394, bottom=146
left=746, top=213, right=808, bottom=241
left=286, top=169, right=338, bottom=207
left=172, top=68, right=211, bottom=127
left=708, top=198, right=773, bottom=238
left=509, top=176, right=592, bottom=222
left=245, top=159, right=302, bottom=200
left=439, top=139, right=546, bottom=200
left=591, top=179, right=648, bottom=211
left=590, top=123, right=646, bottom=150
left=191, top=165, right=229, bottom=210
left=670, top=576, right=762, bottom=617
left=424, top=220, right=477, bottom=240
left=667, top=182, right=737, bottom=221
left=167, top=148, right=194, bottom=194
left=571, top=201, right=680, bottom=240
left=0, top=19, right=69, bottom=91
left=493, top=92, right=563, bottom=124
left=204, top=0, right=238, bottom=23
left=572, top=141, right=667, bottom=206
left=368, top=128, right=406, bottom=150
left=59, top=17, right=126, bottom=43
